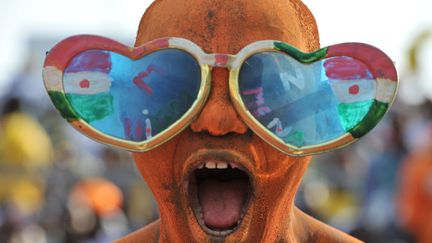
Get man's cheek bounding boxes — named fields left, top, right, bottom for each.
left=133, top=137, right=179, bottom=177
left=257, top=141, right=311, bottom=176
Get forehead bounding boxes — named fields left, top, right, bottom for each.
left=135, top=0, right=319, bottom=53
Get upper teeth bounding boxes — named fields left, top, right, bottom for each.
left=199, top=161, right=236, bottom=169
left=217, top=163, right=228, bottom=169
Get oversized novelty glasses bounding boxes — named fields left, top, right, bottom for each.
left=43, top=35, right=398, bottom=156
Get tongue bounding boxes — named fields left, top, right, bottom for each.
left=198, top=179, right=248, bottom=230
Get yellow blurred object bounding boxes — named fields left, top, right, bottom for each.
left=320, top=190, right=357, bottom=218
left=70, top=177, right=123, bottom=216
left=304, top=182, right=358, bottom=220
left=9, top=179, right=44, bottom=216
left=408, top=30, right=432, bottom=72
left=0, top=112, right=53, bottom=167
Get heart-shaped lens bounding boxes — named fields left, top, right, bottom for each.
left=239, top=51, right=386, bottom=148
left=63, top=49, right=201, bottom=142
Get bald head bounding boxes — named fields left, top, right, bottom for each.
left=135, top=0, right=319, bottom=53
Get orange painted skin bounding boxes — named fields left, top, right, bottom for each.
left=117, top=0, right=361, bottom=242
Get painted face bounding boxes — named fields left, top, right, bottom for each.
left=132, top=0, right=320, bottom=241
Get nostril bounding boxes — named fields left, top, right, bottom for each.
left=190, top=115, right=248, bottom=136
left=190, top=100, right=248, bottom=136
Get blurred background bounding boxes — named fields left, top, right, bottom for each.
left=0, top=0, right=432, bottom=242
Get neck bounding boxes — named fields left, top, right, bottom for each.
left=117, top=188, right=361, bottom=242
left=122, top=206, right=359, bottom=243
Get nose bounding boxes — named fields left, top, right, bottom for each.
left=190, top=67, right=248, bottom=136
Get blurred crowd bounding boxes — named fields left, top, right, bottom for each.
left=0, top=31, right=432, bottom=243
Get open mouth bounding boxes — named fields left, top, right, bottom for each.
left=188, top=160, right=252, bottom=236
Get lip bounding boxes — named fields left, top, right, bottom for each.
left=183, top=149, right=255, bottom=236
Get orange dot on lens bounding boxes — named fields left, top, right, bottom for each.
left=80, top=79, right=90, bottom=88
left=349, top=85, right=360, bottom=95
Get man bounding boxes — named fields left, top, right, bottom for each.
left=118, top=0, right=360, bottom=242
left=45, top=0, right=397, bottom=240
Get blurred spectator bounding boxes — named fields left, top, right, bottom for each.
left=0, top=98, right=53, bottom=167
left=65, top=177, right=127, bottom=243
left=398, top=123, right=432, bottom=243
left=353, top=115, right=412, bottom=242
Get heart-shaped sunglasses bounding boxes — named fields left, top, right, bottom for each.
left=43, top=35, right=398, bottom=156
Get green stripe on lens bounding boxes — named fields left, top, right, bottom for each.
left=48, top=91, right=80, bottom=121
left=338, top=100, right=374, bottom=131
left=274, top=42, right=328, bottom=63
left=65, top=93, right=114, bottom=123
left=348, top=100, right=389, bottom=138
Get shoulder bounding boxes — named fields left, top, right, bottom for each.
left=294, top=208, right=363, bottom=243
left=115, top=219, right=160, bottom=243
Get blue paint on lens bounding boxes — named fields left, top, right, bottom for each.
left=239, top=52, right=376, bottom=147
left=64, top=49, right=201, bottom=141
